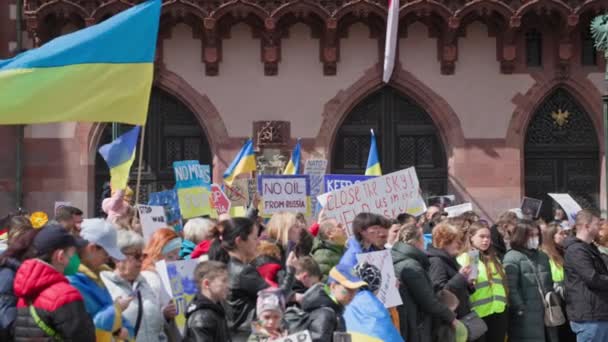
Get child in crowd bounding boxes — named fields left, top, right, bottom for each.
left=293, top=256, right=322, bottom=294
left=248, top=289, right=287, bottom=341
left=183, top=261, right=231, bottom=342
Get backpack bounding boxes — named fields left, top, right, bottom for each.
left=283, top=306, right=334, bottom=334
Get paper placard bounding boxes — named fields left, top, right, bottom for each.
left=324, top=174, right=375, bottom=193
left=444, top=203, right=473, bottom=218
left=156, top=259, right=200, bottom=334
left=356, top=250, right=402, bottom=308
left=210, top=184, right=231, bottom=215
left=173, top=161, right=211, bottom=189
left=304, top=159, right=328, bottom=217
left=137, top=205, right=167, bottom=242
left=548, top=193, right=582, bottom=224
left=225, top=178, right=250, bottom=207
left=521, top=197, right=543, bottom=219
left=318, top=168, right=426, bottom=233
left=258, top=175, right=310, bottom=215
left=174, top=160, right=213, bottom=219
left=176, top=187, right=212, bottom=219
left=274, top=331, right=312, bottom=342
left=148, top=189, right=182, bottom=231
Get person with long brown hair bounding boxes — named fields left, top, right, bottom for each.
left=458, top=221, right=508, bottom=342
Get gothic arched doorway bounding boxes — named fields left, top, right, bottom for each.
left=332, top=87, right=448, bottom=197
left=94, top=88, right=212, bottom=215
left=524, top=88, right=600, bottom=219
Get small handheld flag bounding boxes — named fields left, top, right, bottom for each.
left=223, top=139, right=257, bottom=186
left=365, top=129, right=382, bottom=176
left=283, top=138, right=302, bottom=175
left=98, top=126, right=141, bottom=191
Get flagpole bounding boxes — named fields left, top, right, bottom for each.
left=134, top=126, right=146, bottom=205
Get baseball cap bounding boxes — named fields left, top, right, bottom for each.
left=80, top=218, right=125, bottom=261
left=328, top=264, right=368, bottom=290
left=33, top=223, right=88, bottom=257
left=256, top=288, right=285, bottom=315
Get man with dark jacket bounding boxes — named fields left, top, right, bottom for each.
left=301, top=264, right=367, bottom=342
left=564, top=209, right=608, bottom=341
left=12, top=224, right=94, bottom=341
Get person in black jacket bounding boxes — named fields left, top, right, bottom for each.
left=564, top=209, right=608, bottom=341
left=184, top=260, right=231, bottom=342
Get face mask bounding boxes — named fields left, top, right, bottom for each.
left=64, top=253, right=81, bottom=276
left=526, top=237, right=540, bottom=250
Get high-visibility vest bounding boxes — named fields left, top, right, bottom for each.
left=549, top=258, right=564, bottom=287
left=457, top=253, right=507, bottom=318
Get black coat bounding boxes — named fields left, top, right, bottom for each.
left=427, top=246, right=473, bottom=319
left=183, top=294, right=231, bottom=342
left=563, top=237, right=608, bottom=322
left=300, top=283, right=345, bottom=342
left=391, top=242, right=456, bottom=342
left=491, top=225, right=507, bottom=261
left=0, top=257, right=20, bottom=340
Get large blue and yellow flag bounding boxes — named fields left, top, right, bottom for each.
left=98, top=126, right=140, bottom=191
left=0, top=0, right=161, bottom=125
left=223, top=139, right=257, bottom=186
left=365, top=129, right=382, bottom=176
left=283, top=138, right=301, bottom=175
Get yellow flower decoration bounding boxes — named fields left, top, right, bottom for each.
left=30, top=211, right=49, bottom=229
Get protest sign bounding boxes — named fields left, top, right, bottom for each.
left=274, top=331, right=312, bottom=342
left=173, top=160, right=212, bottom=219
left=548, top=193, right=582, bottom=223
left=356, top=250, right=402, bottom=308
left=444, top=203, right=473, bottom=218
left=54, top=201, right=72, bottom=214
left=137, top=205, right=167, bottom=242
left=521, top=197, right=543, bottom=219
left=148, top=189, right=182, bottom=231
left=210, top=184, right=231, bottom=215
left=258, top=175, right=310, bottom=215
left=318, top=167, right=426, bottom=232
left=324, top=174, right=375, bottom=192
left=176, top=187, right=212, bottom=219
left=225, top=178, right=250, bottom=207
left=304, top=159, right=328, bottom=217
left=173, top=161, right=210, bottom=189
left=156, top=259, right=200, bottom=334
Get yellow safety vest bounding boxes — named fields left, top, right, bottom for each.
left=549, top=258, right=564, bottom=287
left=457, top=253, right=507, bottom=318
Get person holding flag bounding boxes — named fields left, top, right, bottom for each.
left=283, top=138, right=302, bottom=175
left=365, top=129, right=382, bottom=176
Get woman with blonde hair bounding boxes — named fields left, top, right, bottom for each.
left=265, top=212, right=305, bottom=262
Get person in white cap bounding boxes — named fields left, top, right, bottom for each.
left=67, top=218, right=134, bottom=341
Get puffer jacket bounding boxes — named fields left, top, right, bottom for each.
left=427, top=246, right=473, bottom=319
left=564, top=237, right=608, bottom=321
left=504, top=248, right=556, bottom=342
left=100, top=271, right=167, bottom=342
left=13, top=259, right=95, bottom=341
left=183, top=293, right=231, bottom=342
left=226, top=256, right=295, bottom=333
left=391, top=242, right=455, bottom=342
left=301, top=283, right=346, bottom=342
left=0, top=257, right=20, bottom=339
left=310, top=238, right=344, bottom=279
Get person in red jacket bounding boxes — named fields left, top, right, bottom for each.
left=12, top=224, right=95, bottom=341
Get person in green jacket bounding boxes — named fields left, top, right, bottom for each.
left=310, top=219, right=346, bottom=280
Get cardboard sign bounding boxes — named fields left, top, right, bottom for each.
left=258, top=175, right=310, bottom=215
left=444, top=203, right=473, bottom=218
left=548, top=193, right=582, bottom=224
left=176, top=187, right=212, bottom=219
left=324, top=174, right=375, bottom=193
left=210, top=184, right=231, bottom=215
left=148, top=189, right=182, bottom=231
left=356, top=250, right=402, bottom=308
left=173, top=161, right=211, bottom=189
left=521, top=197, right=543, bottom=219
left=274, top=331, right=312, bottom=342
left=318, top=168, right=426, bottom=232
left=137, top=205, right=167, bottom=242
left=156, top=259, right=200, bottom=334
left=304, top=159, right=328, bottom=217
left=224, top=178, right=250, bottom=207
left=174, top=161, right=213, bottom=219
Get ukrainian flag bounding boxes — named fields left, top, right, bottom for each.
left=0, top=0, right=161, bottom=125
left=283, top=138, right=301, bottom=175
left=98, top=126, right=141, bottom=191
left=223, top=139, right=257, bottom=186
left=365, top=129, right=382, bottom=176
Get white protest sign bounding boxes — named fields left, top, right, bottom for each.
left=304, top=159, right=328, bottom=217
left=274, top=330, right=312, bottom=342
left=54, top=201, right=72, bottom=214
left=444, top=203, right=473, bottom=218
left=548, top=193, right=582, bottom=224
left=137, top=205, right=167, bottom=242
left=258, top=175, right=310, bottom=215
left=356, top=250, right=402, bottom=308
left=318, top=167, right=426, bottom=233
left=156, top=259, right=200, bottom=334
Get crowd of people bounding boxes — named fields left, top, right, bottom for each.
left=1, top=194, right=608, bottom=342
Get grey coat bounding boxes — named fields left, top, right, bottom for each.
left=503, top=248, right=557, bottom=342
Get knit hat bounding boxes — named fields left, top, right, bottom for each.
left=355, top=262, right=382, bottom=293
left=256, top=288, right=285, bottom=315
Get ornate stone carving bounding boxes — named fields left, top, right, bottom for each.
left=256, top=150, right=288, bottom=175
left=254, top=121, right=290, bottom=148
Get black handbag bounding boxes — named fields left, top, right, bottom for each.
left=461, top=311, right=488, bottom=341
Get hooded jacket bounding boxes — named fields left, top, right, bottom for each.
left=0, top=257, right=20, bottom=338
left=563, top=237, right=608, bottom=321
left=301, top=283, right=346, bottom=342
left=391, top=242, right=455, bottom=342
left=427, top=246, right=473, bottom=319
left=13, top=259, right=95, bottom=341
left=183, top=293, right=231, bottom=342
left=311, top=238, right=345, bottom=279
